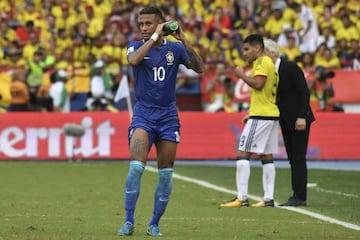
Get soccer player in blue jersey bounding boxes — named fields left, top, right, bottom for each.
left=117, top=6, right=204, bottom=237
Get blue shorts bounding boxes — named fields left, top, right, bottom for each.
left=128, top=103, right=181, bottom=150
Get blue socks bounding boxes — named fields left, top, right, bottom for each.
left=124, top=160, right=145, bottom=224
left=123, top=163, right=173, bottom=227
left=149, top=168, right=174, bottom=226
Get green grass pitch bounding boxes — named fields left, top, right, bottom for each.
left=0, top=161, right=359, bottom=240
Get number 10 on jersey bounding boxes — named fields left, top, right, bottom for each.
left=153, top=66, right=166, bottom=81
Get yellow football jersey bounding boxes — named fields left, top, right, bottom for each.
left=249, top=55, right=279, bottom=118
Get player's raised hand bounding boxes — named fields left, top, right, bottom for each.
left=155, top=22, right=166, bottom=36
left=171, top=22, right=185, bottom=41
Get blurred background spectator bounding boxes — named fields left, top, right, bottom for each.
left=307, top=66, right=337, bottom=112
left=49, top=69, right=70, bottom=112
left=0, top=0, right=359, bottom=113
left=9, top=69, right=29, bottom=111
left=204, top=61, right=237, bottom=113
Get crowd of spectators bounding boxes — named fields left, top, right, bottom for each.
left=0, top=0, right=359, bottom=113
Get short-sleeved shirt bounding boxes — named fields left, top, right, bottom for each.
left=127, top=39, right=189, bottom=109
left=49, top=81, right=70, bottom=112
left=127, top=39, right=190, bottom=145
left=249, top=55, right=279, bottom=118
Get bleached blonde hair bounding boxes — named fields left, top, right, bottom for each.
left=264, top=39, right=280, bottom=57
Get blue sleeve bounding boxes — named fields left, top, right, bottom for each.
left=127, top=41, right=142, bottom=57
left=177, top=42, right=190, bottom=66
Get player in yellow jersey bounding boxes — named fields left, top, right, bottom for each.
left=220, top=34, right=279, bottom=208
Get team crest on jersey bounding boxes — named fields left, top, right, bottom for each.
left=166, top=51, right=174, bottom=65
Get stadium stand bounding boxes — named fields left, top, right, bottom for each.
left=0, top=0, right=360, bottom=113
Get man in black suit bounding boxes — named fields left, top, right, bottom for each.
left=264, top=39, right=315, bottom=206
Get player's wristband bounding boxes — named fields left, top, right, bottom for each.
left=150, top=32, right=159, bottom=42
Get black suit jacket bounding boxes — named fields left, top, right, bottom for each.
left=277, top=59, right=315, bottom=128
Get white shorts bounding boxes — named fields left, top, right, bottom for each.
left=238, top=119, right=279, bottom=154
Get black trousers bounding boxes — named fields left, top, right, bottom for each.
left=280, top=118, right=311, bottom=201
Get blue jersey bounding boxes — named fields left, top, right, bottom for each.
left=127, top=39, right=189, bottom=108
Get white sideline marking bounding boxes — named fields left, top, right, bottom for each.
left=146, top=166, right=360, bottom=231
left=163, top=217, right=327, bottom=225
left=315, top=187, right=359, bottom=198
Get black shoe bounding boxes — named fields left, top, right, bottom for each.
left=279, top=197, right=307, bottom=207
